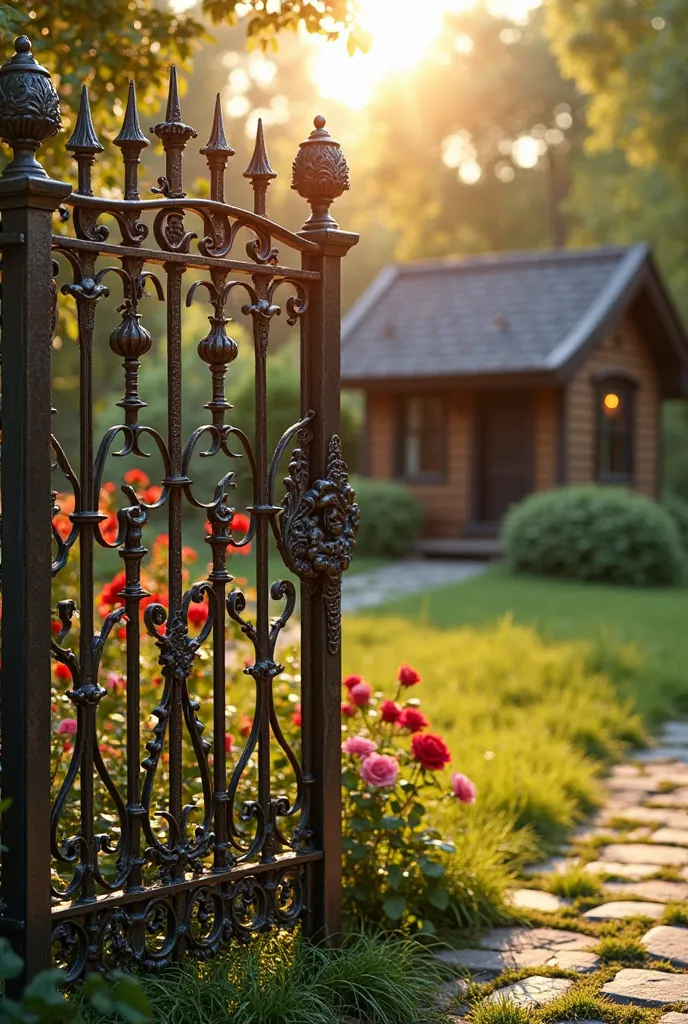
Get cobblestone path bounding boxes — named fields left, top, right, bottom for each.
left=436, top=722, right=688, bottom=1023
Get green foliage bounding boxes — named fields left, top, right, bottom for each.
left=594, top=935, right=647, bottom=964
left=503, top=485, right=685, bottom=587
left=351, top=477, right=422, bottom=557
left=662, top=493, right=688, bottom=555
left=100, top=933, right=440, bottom=1024
left=0, top=938, right=152, bottom=1024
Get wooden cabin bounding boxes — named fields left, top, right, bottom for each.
left=341, top=245, right=688, bottom=555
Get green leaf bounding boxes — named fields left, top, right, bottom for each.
left=428, top=887, right=450, bottom=910
left=342, top=769, right=359, bottom=790
left=349, top=841, right=368, bottom=863
left=0, top=939, right=24, bottom=982
left=386, top=864, right=402, bottom=888
left=382, top=895, right=407, bottom=920
left=426, top=839, right=456, bottom=854
left=380, top=815, right=405, bottom=830
left=349, top=816, right=372, bottom=832
left=418, top=856, right=445, bottom=878
left=419, top=918, right=437, bottom=934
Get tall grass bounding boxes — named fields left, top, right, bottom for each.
left=343, top=616, right=645, bottom=927
left=80, top=933, right=444, bottom=1024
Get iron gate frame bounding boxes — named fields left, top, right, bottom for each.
left=0, top=34, right=358, bottom=987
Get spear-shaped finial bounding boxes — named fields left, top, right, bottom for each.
left=200, top=93, right=234, bottom=203
left=66, top=85, right=103, bottom=195
left=150, top=65, right=197, bottom=198
left=243, top=118, right=277, bottom=217
left=114, top=81, right=148, bottom=201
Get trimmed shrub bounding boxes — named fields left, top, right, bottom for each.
left=352, top=477, right=422, bottom=558
left=662, top=492, right=688, bottom=556
left=502, top=485, right=684, bottom=587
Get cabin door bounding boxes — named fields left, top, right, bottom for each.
left=475, top=389, right=533, bottom=524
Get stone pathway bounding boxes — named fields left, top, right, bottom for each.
left=436, top=722, right=688, bottom=1021
left=341, top=558, right=485, bottom=612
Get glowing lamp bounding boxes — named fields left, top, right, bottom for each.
left=603, top=392, right=620, bottom=413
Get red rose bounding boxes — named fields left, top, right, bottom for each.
left=188, top=600, right=209, bottom=626
left=342, top=674, right=363, bottom=692
left=398, top=663, right=421, bottom=687
left=341, top=701, right=356, bottom=718
left=411, top=732, right=451, bottom=771
left=54, top=663, right=71, bottom=682
left=291, top=703, right=302, bottom=727
left=398, top=707, right=429, bottom=733
left=225, top=733, right=234, bottom=753
left=239, top=715, right=253, bottom=737
left=124, top=468, right=150, bottom=487
left=380, top=699, right=402, bottom=724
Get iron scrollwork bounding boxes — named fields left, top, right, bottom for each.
left=279, top=432, right=360, bottom=654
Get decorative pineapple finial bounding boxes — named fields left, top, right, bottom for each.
left=66, top=85, right=102, bottom=196
left=200, top=93, right=234, bottom=203
left=114, top=81, right=148, bottom=201
left=150, top=66, right=197, bottom=198
left=291, top=115, right=350, bottom=230
left=0, top=36, right=61, bottom=179
left=243, top=118, right=276, bottom=217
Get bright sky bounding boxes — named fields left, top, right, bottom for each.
left=312, top=0, right=542, bottom=109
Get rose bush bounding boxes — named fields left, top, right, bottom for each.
left=341, top=664, right=477, bottom=934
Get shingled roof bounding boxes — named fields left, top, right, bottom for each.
left=341, top=245, right=688, bottom=393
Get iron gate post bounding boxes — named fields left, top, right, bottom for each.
left=294, top=115, right=358, bottom=935
left=0, top=36, right=71, bottom=984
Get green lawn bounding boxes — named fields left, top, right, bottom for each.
left=358, top=564, right=688, bottom=724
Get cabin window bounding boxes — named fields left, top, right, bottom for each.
left=397, top=395, right=445, bottom=482
left=595, top=376, right=636, bottom=484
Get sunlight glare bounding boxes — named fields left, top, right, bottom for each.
left=311, top=0, right=542, bottom=109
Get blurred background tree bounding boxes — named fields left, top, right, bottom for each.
left=3, top=0, right=688, bottom=501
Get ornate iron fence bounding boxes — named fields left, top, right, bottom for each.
left=0, top=35, right=358, bottom=985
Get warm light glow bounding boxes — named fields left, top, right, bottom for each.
left=604, top=392, right=621, bottom=412
left=311, top=0, right=542, bottom=109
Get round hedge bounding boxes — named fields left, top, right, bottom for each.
left=662, top=492, right=688, bottom=556
left=502, top=485, right=685, bottom=587
left=352, top=477, right=423, bottom=558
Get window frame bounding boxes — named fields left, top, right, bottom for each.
left=395, top=393, right=448, bottom=485
left=593, top=372, right=637, bottom=486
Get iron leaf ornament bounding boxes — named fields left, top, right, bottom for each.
left=279, top=432, right=360, bottom=654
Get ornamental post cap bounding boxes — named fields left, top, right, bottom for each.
left=0, top=34, right=62, bottom=178
left=0, top=35, right=51, bottom=78
left=291, top=113, right=350, bottom=229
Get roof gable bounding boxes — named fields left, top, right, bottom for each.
left=341, top=245, right=688, bottom=393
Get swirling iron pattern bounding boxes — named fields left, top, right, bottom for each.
left=48, top=227, right=321, bottom=976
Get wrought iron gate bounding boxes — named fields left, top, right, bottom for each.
left=0, top=35, right=358, bottom=984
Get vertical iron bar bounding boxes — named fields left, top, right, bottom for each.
left=299, top=230, right=357, bottom=939
left=250, top=280, right=274, bottom=861
left=164, top=262, right=186, bottom=878
left=0, top=172, right=71, bottom=983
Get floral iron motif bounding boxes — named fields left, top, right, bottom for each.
left=279, top=432, right=360, bottom=654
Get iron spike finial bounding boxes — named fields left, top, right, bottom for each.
left=243, top=118, right=277, bottom=217
left=114, top=81, right=148, bottom=201
left=200, top=93, right=234, bottom=203
left=291, top=114, right=350, bottom=230
left=0, top=35, right=62, bottom=179
left=150, top=64, right=197, bottom=199
left=66, top=85, right=102, bottom=196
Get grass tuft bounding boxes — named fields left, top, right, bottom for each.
left=662, top=902, right=688, bottom=926
left=547, top=866, right=603, bottom=900
left=595, top=935, right=647, bottom=964
left=468, top=996, right=534, bottom=1024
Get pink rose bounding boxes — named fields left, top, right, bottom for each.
left=342, top=735, right=377, bottom=758
left=380, top=699, right=402, bottom=724
left=398, top=707, right=429, bottom=733
left=350, top=681, right=372, bottom=707
left=57, top=719, right=78, bottom=736
left=343, top=674, right=363, bottom=692
left=359, top=752, right=399, bottom=788
left=398, top=663, right=421, bottom=687
left=451, top=772, right=477, bottom=804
